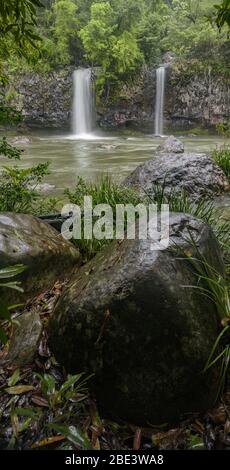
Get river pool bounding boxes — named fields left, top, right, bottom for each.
left=0, top=130, right=229, bottom=195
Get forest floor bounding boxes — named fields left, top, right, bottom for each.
left=0, top=281, right=230, bottom=451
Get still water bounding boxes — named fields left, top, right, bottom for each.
left=1, top=130, right=228, bottom=194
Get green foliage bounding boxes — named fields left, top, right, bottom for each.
left=181, top=236, right=230, bottom=397
left=0, top=137, right=50, bottom=213
left=42, top=0, right=82, bottom=67
left=0, top=0, right=43, bottom=81
left=1, top=0, right=230, bottom=98
left=79, top=2, right=144, bottom=97
left=64, top=175, right=143, bottom=259
left=0, top=137, right=22, bottom=159
left=0, top=102, right=22, bottom=126
left=2, top=370, right=92, bottom=449
left=0, top=162, right=50, bottom=213
left=215, top=0, right=230, bottom=30
left=216, top=121, right=230, bottom=138
left=0, top=0, right=43, bottom=46
left=0, top=264, right=26, bottom=345
left=160, top=0, right=227, bottom=64
left=36, top=372, right=91, bottom=410
left=212, top=144, right=230, bottom=182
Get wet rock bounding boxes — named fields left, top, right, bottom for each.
left=3, top=310, right=42, bottom=366
left=3, top=65, right=230, bottom=130
left=123, top=152, right=229, bottom=201
left=49, top=213, right=223, bottom=425
left=27, top=183, right=56, bottom=193
left=97, top=144, right=117, bottom=150
left=12, top=136, right=31, bottom=145
left=0, top=212, right=81, bottom=303
left=156, top=135, right=184, bottom=154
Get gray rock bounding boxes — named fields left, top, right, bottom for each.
left=3, top=310, right=42, bottom=366
left=12, top=136, right=31, bottom=145
left=27, top=183, right=56, bottom=193
left=156, top=135, right=184, bottom=154
left=123, top=152, right=229, bottom=201
left=49, top=213, right=223, bottom=425
left=0, top=213, right=81, bottom=303
left=97, top=144, right=117, bottom=150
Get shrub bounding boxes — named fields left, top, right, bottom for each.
left=212, top=145, right=230, bottom=182
left=181, top=237, right=230, bottom=398
left=216, top=121, right=230, bottom=138
left=0, top=138, right=50, bottom=213
left=64, top=175, right=144, bottom=260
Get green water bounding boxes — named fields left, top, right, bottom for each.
left=0, top=130, right=229, bottom=194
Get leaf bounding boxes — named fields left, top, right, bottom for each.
left=0, top=282, right=24, bottom=292
left=32, top=435, right=65, bottom=449
left=60, top=373, right=84, bottom=394
left=14, top=407, right=40, bottom=418
left=31, top=395, right=49, bottom=407
left=0, top=265, right=26, bottom=279
left=8, top=369, right=20, bottom=387
left=133, top=427, right=142, bottom=450
left=5, top=385, right=34, bottom=395
left=41, top=373, right=56, bottom=396
left=49, top=424, right=92, bottom=450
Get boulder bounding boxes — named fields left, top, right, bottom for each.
left=11, top=136, right=32, bottom=145
left=156, top=135, right=184, bottom=154
left=49, top=213, right=223, bottom=425
left=0, top=213, right=81, bottom=303
left=2, top=310, right=42, bottom=366
left=123, top=152, right=229, bottom=201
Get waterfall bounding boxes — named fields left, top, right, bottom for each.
left=72, top=68, right=93, bottom=137
left=155, top=66, right=166, bottom=136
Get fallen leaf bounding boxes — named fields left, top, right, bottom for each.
left=133, top=427, right=142, bottom=450
left=31, top=395, right=49, bottom=407
left=5, top=385, right=34, bottom=395
left=224, top=420, right=230, bottom=434
left=32, top=435, right=65, bottom=448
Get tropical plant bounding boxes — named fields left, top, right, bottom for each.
left=0, top=137, right=50, bottom=213
left=216, top=121, right=230, bottom=138
left=7, top=372, right=93, bottom=449
left=180, top=236, right=230, bottom=398
left=215, top=0, right=230, bottom=31
left=212, top=144, right=230, bottom=182
left=64, top=175, right=143, bottom=260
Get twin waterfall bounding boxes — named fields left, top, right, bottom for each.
left=72, top=66, right=166, bottom=138
left=72, top=69, right=93, bottom=137
left=155, top=66, right=166, bottom=136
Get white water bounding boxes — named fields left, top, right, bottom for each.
left=155, top=66, right=166, bottom=136
left=72, top=69, right=94, bottom=138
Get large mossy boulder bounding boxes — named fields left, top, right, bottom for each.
left=49, top=213, right=223, bottom=425
left=123, top=152, right=229, bottom=202
left=0, top=213, right=81, bottom=303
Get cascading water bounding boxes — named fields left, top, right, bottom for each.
left=155, top=66, right=166, bottom=136
left=72, top=68, right=93, bottom=138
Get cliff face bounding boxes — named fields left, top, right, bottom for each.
left=165, top=67, right=230, bottom=130
left=7, top=65, right=230, bottom=131
left=9, top=68, right=74, bottom=128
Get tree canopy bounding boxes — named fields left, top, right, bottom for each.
left=1, top=1, right=229, bottom=96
